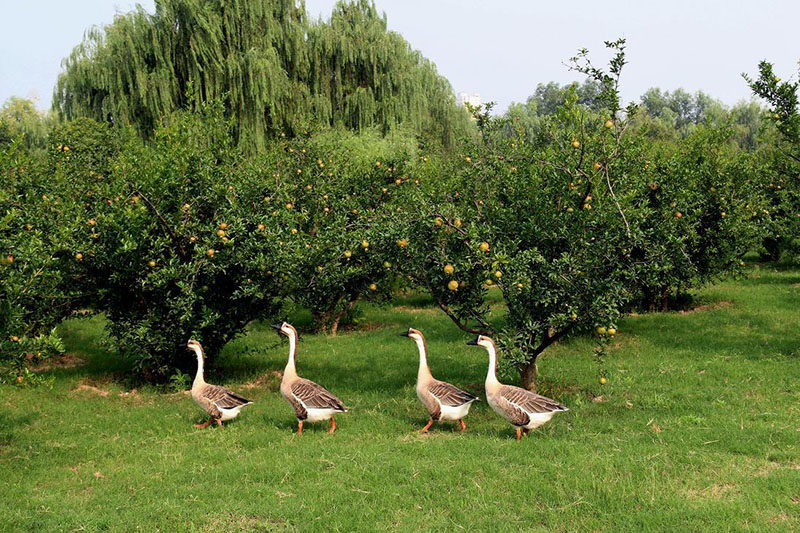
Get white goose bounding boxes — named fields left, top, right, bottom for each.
left=467, top=335, right=568, bottom=440
left=183, top=340, right=253, bottom=428
left=272, top=322, right=347, bottom=435
left=400, top=328, right=479, bottom=432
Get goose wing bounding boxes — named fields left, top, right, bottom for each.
left=497, top=385, right=567, bottom=426
left=200, top=384, right=253, bottom=410
left=429, top=380, right=479, bottom=407
left=291, top=378, right=346, bottom=412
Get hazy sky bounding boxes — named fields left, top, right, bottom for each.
left=2, top=0, right=799, bottom=113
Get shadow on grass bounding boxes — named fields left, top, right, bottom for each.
left=737, top=270, right=800, bottom=287
left=0, top=412, right=39, bottom=448
left=50, top=266, right=800, bottom=398
left=621, top=271, right=800, bottom=361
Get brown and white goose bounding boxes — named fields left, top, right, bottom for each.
left=400, top=328, right=479, bottom=432
left=183, top=340, right=253, bottom=428
left=272, top=322, right=347, bottom=435
left=467, top=335, right=567, bottom=440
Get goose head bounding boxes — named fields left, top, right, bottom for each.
left=271, top=322, right=299, bottom=339
left=466, top=335, right=494, bottom=349
left=399, top=327, right=423, bottom=341
left=178, top=339, right=203, bottom=350
left=179, top=339, right=204, bottom=357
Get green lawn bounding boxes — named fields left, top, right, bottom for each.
left=1, top=266, right=799, bottom=531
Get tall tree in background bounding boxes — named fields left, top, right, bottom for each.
left=306, top=0, right=465, bottom=147
left=746, top=60, right=800, bottom=261
left=0, top=97, right=52, bottom=148
left=53, top=0, right=469, bottom=150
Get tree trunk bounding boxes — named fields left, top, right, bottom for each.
left=311, top=296, right=342, bottom=335
left=642, top=285, right=656, bottom=312
left=329, top=299, right=357, bottom=337
left=311, top=310, right=333, bottom=334
left=661, top=285, right=669, bottom=312
left=520, top=357, right=538, bottom=392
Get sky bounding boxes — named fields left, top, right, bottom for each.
left=2, top=0, right=799, bottom=113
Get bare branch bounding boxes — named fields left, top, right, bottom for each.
left=531, top=323, right=576, bottom=359
left=436, top=300, right=490, bottom=336
left=133, top=189, right=187, bottom=260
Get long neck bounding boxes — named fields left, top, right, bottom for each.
left=191, top=346, right=205, bottom=387
left=284, top=331, right=298, bottom=379
left=485, top=342, right=499, bottom=385
left=415, top=337, right=433, bottom=382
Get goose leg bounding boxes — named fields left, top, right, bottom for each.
left=459, top=419, right=467, bottom=432
left=516, top=427, right=522, bottom=441
left=419, top=419, right=434, bottom=433
left=329, top=417, right=336, bottom=434
left=216, top=419, right=223, bottom=429
left=297, top=420, right=303, bottom=435
left=193, top=418, right=215, bottom=429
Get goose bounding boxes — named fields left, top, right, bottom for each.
left=400, top=328, right=479, bottom=432
left=466, top=335, right=568, bottom=440
left=272, top=322, right=347, bottom=434
left=182, top=340, right=253, bottom=428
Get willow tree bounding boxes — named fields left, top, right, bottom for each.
left=306, top=0, right=469, bottom=147
left=54, top=0, right=468, bottom=150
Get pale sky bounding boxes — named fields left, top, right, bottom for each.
left=2, top=0, right=799, bottom=113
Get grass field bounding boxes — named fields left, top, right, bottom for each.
left=1, top=265, right=799, bottom=531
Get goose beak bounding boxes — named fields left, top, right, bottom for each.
left=177, top=343, right=188, bottom=349
left=399, top=331, right=410, bottom=337
left=466, top=337, right=480, bottom=346
left=270, top=323, right=283, bottom=331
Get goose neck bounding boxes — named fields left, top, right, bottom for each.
left=485, top=343, right=499, bottom=385
left=415, top=337, right=433, bottom=381
left=191, top=345, right=206, bottom=388
left=284, top=331, right=298, bottom=379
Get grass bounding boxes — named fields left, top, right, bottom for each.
left=1, top=265, right=799, bottom=531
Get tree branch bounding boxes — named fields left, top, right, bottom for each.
left=133, top=189, right=187, bottom=260
left=436, top=300, right=490, bottom=335
left=530, top=322, right=576, bottom=359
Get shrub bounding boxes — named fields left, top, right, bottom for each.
left=624, top=126, right=768, bottom=310
left=746, top=61, right=800, bottom=262
left=274, top=128, right=418, bottom=334
left=0, top=123, right=107, bottom=384
left=399, top=42, right=636, bottom=390
left=77, top=103, right=300, bottom=378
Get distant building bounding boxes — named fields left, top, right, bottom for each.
left=456, top=92, right=481, bottom=109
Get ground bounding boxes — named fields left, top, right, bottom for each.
left=1, top=266, right=799, bottom=531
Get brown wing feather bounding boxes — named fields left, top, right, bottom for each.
left=199, top=399, right=222, bottom=419
left=201, top=384, right=252, bottom=410
left=429, top=380, right=479, bottom=407
left=500, top=385, right=567, bottom=415
left=286, top=393, right=308, bottom=420
left=496, top=394, right=530, bottom=426
left=291, top=379, right=346, bottom=412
